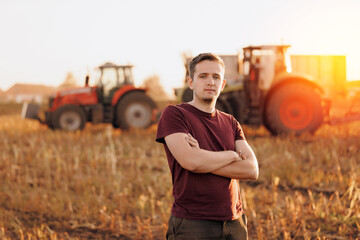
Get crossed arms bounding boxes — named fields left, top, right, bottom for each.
left=164, top=133, right=259, bottom=180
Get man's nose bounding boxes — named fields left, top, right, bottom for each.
left=207, top=77, right=215, bottom=85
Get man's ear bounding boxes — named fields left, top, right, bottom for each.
left=221, top=79, right=227, bottom=91
left=187, top=76, right=194, bottom=89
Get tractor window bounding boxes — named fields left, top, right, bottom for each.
left=283, top=48, right=292, bottom=73
left=258, top=53, right=276, bottom=90
left=243, top=61, right=250, bottom=75
left=242, top=49, right=252, bottom=75
left=250, top=49, right=276, bottom=90
left=252, top=49, right=274, bottom=61
left=101, top=68, right=118, bottom=97
left=93, top=69, right=102, bottom=86
left=124, top=68, right=134, bottom=84
left=118, top=68, right=125, bottom=84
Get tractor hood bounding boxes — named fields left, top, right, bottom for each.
left=48, top=86, right=98, bottom=110
left=50, top=86, right=94, bottom=98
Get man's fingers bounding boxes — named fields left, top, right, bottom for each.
left=238, top=151, right=246, bottom=160
left=186, top=133, right=198, bottom=143
left=188, top=138, right=197, bottom=144
left=186, top=137, right=198, bottom=145
left=185, top=133, right=200, bottom=149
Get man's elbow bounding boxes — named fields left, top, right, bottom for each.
left=181, top=162, right=197, bottom=172
left=248, top=168, right=259, bottom=180
left=182, top=161, right=206, bottom=173
left=241, top=161, right=258, bottom=180
left=176, top=157, right=202, bottom=172
left=248, top=163, right=259, bottom=180
left=176, top=151, right=208, bottom=173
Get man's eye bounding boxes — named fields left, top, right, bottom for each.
left=199, top=75, right=206, bottom=78
left=213, top=76, right=220, bottom=80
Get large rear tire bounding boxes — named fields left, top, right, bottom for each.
left=216, top=98, right=233, bottom=115
left=181, top=87, right=193, bottom=102
left=264, top=83, right=324, bottom=135
left=116, top=92, right=156, bottom=130
left=53, top=105, right=86, bottom=131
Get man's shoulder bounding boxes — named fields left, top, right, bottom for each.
left=217, top=109, right=231, bottom=117
left=156, top=103, right=190, bottom=143
left=163, top=103, right=191, bottom=115
left=216, top=109, right=243, bottom=131
left=159, top=103, right=190, bottom=122
left=217, top=109, right=237, bottom=122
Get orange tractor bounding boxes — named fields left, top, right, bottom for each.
left=22, top=62, right=157, bottom=131
left=177, top=45, right=360, bottom=135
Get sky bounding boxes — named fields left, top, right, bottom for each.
left=1, top=0, right=360, bottom=94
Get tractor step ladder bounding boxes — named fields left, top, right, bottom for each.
left=103, top=104, right=114, bottom=123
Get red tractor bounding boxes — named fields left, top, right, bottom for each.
left=22, top=62, right=157, bottom=131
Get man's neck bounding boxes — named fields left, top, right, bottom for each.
left=188, top=98, right=216, bottom=113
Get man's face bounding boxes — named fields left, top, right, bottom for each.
left=188, top=60, right=226, bottom=102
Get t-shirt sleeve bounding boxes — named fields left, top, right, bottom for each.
left=232, top=116, right=245, bottom=141
left=156, top=105, right=189, bottom=144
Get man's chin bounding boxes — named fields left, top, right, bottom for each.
left=202, top=98, right=216, bottom=103
left=194, top=93, right=218, bottom=103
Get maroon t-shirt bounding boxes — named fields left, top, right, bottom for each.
left=156, top=103, right=245, bottom=221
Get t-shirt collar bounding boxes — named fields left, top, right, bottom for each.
left=182, top=103, right=217, bottom=118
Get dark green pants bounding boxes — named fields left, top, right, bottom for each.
left=166, top=214, right=248, bottom=240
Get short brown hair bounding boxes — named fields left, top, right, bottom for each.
left=188, top=53, right=225, bottom=79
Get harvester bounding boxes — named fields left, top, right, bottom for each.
left=22, top=62, right=157, bottom=131
left=177, top=45, right=360, bottom=135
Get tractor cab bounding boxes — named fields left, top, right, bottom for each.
left=95, top=62, right=134, bottom=103
left=242, top=45, right=292, bottom=91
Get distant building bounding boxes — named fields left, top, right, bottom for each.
left=4, top=83, right=57, bottom=103
left=0, top=88, right=6, bottom=102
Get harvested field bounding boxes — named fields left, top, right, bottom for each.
left=0, top=103, right=359, bottom=239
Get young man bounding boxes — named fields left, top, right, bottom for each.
left=156, top=53, right=259, bottom=239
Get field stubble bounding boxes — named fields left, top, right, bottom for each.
left=0, top=103, right=359, bottom=239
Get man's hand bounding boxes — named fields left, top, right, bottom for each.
left=185, top=133, right=200, bottom=149
left=238, top=151, right=246, bottom=160
left=212, top=140, right=259, bottom=180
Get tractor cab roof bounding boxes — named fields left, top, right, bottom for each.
left=98, top=62, right=134, bottom=69
left=243, top=45, right=291, bottom=51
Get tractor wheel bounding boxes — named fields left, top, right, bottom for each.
left=116, top=92, right=155, bottom=130
left=216, top=98, right=233, bottom=115
left=181, top=87, right=193, bottom=102
left=264, top=83, right=324, bottom=135
left=53, top=105, right=86, bottom=131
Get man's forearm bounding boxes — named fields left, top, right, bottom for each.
left=211, top=158, right=259, bottom=180
left=165, top=133, right=241, bottom=173
left=188, top=149, right=240, bottom=173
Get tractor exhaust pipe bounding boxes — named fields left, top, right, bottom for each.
left=85, top=75, right=89, bottom=87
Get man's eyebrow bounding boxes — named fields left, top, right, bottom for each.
left=212, top=73, right=221, bottom=77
